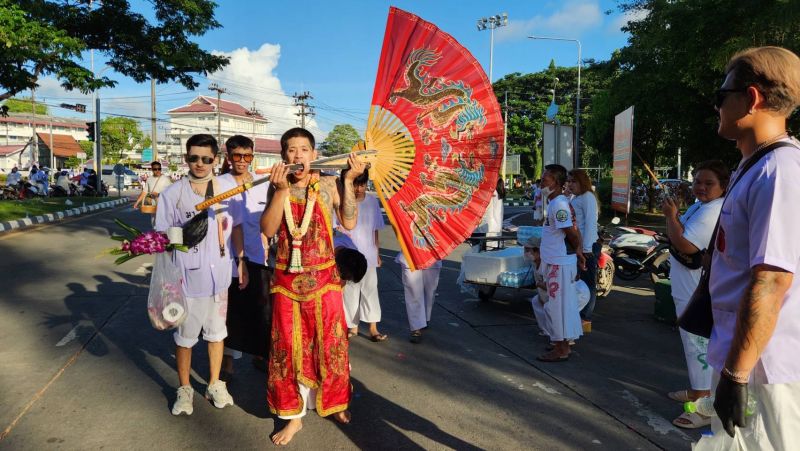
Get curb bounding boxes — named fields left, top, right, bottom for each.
left=0, top=198, right=130, bottom=233
left=503, top=201, right=533, bottom=206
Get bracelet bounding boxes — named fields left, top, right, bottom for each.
left=722, top=367, right=750, bottom=384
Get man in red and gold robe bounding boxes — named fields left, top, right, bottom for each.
left=261, top=127, right=365, bottom=446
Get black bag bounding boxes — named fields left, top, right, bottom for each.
left=678, top=141, right=794, bottom=337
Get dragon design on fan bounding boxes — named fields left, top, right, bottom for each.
left=389, top=48, right=487, bottom=145
left=398, top=151, right=485, bottom=248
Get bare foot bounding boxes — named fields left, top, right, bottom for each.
left=332, top=410, right=351, bottom=424
left=271, top=418, right=302, bottom=446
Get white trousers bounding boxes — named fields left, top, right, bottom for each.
left=697, top=369, right=800, bottom=450
left=673, top=296, right=712, bottom=390
left=542, top=263, right=582, bottom=342
left=278, top=383, right=317, bottom=420
left=401, top=264, right=442, bottom=331
left=343, top=267, right=381, bottom=328
left=530, top=294, right=551, bottom=337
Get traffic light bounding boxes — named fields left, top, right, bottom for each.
left=86, top=122, right=95, bottom=141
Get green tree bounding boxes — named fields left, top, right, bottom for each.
left=2, top=97, right=48, bottom=115
left=584, top=0, right=800, bottom=210
left=100, top=117, right=146, bottom=163
left=492, top=60, right=614, bottom=179
left=0, top=0, right=229, bottom=101
left=320, top=124, right=361, bottom=156
left=78, top=140, right=93, bottom=154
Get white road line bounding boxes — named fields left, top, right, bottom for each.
left=620, top=389, right=691, bottom=439
left=532, top=381, right=562, bottom=395
left=56, top=326, right=80, bottom=347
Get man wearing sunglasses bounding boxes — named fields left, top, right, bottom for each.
left=217, top=135, right=273, bottom=383
left=133, top=161, right=172, bottom=212
left=701, top=47, right=800, bottom=447
left=154, top=134, right=246, bottom=417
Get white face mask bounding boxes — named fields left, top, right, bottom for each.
left=541, top=186, right=552, bottom=198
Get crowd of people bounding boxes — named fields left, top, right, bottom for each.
left=137, top=45, right=800, bottom=449
left=149, top=128, right=444, bottom=445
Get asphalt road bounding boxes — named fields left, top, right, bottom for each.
left=0, top=203, right=701, bottom=450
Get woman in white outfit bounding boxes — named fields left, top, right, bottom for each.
left=662, top=160, right=729, bottom=429
left=396, top=252, right=442, bottom=343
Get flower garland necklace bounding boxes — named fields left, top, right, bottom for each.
left=284, top=172, right=320, bottom=273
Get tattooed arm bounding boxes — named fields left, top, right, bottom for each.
left=724, top=264, right=793, bottom=376
left=261, top=162, right=289, bottom=239
left=337, top=152, right=365, bottom=230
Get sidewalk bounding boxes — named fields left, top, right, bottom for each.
left=0, top=198, right=129, bottom=233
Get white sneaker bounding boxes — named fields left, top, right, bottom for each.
left=205, top=380, right=234, bottom=408
left=172, top=385, right=194, bottom=416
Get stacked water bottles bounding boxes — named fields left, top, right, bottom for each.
left=498, top=265, right=535, bottom=288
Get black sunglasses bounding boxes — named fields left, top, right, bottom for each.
left=152, top=167, right=162, bottom=171
left=714, top=88, right=747, bottom=109
left=186, top=155, right=215, bottom=164
left=230, top=153, right=254, bottom=163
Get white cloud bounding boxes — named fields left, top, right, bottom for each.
left=608, top=8, right=649, bottom=34
left=208, top=43, right=325, bottom=142
left=496, top=0, right=603, bottom=42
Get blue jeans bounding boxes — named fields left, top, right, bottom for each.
left=579, top=242, right=601, bottom=321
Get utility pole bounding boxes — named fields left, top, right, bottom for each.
left=209, top=83, right=227, bottom=145
left=503, top=91, right=508, bottom=182
left=293, top=91, right=314, bottom=129
left=49, top=115, right=54, bottom=170
left=248, top=101, right=266, bottom=142
left=151, top=78, right=158, bottom=162
left=31, top=88, right=37, bottom=167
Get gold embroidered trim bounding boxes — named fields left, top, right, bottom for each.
left=271, top=283, right=342, bottom=302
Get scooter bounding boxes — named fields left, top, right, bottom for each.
left=608, top=219, right=670, bottom=281
left=595, top=224, right=617, bottom=297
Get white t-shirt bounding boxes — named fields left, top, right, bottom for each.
left=337, top=193, right=384, bottom=267
left=708, top=141, right=800, bottom=383
left=668, top=198, right=723, bottom=301
left=570, top=191, right=599, bottom=252
left=218, top=172, right=270, bottom=267
left=6, top=172, right=21, bottom=186
left=541, top=194, right=577, bottom=265
left=145, top=175, right=172, bottom=194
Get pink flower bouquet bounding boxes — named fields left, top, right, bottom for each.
left=109, top=219, right=188, bottom=265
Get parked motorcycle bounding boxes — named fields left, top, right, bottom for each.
left=608, top=220, right=670, bottom=281
left=596, top=222, right=618, bottom=297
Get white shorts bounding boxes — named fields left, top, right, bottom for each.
left=173, top=292, right=228, bottom=348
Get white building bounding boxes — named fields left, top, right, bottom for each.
left=0, top=113, right=89, bottom=145
left=166, top=95, right=281, bottom=170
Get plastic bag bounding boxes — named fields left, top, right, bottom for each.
left=147, top=252, right=187, bottom=330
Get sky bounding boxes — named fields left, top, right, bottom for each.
left=25, top=0, right=643, bottom=142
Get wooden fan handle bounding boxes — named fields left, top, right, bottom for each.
left=195, top=184, right=248, bottom=211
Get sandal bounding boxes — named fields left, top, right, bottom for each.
left=369, top=333, right=388, bottom=342
left=409, top=330, right=422, bottom=344
left=537, top=351, right=570, bottom=362
left=672, top=411, right=712, bottom=429
left=667, top=390, right=693, bottom=403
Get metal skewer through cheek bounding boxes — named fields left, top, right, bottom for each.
left=193, top=150, right=375, bottom=211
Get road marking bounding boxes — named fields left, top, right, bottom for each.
left=532, top=381, right=561, bottom=395
left=55, top=326, right=80, bottom=347
left=620, top=390, right=691, bottom=439
left=448, top=322, right=459, bottom=327
left=135, top=262, right=153, bottom=275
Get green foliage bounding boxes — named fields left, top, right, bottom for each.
left=100, top=117, right=147, bottom=163
left=492, top=61, right=614, bottom=179
left=0, top=0, right=229, bottom=100
left=320, top=124, right=361, bottom=156
left=2, top=97, right=48, bottom=115
left=78, top=140, right=93, bottom=154
left=586, top=0, right=800, bottom=174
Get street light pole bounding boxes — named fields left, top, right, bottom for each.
left=476, top=13, right=509, bottom=82
left=528, top=35, right=582, bottom=167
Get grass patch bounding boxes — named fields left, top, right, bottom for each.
left=0, top=197, right=114, bottom=222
